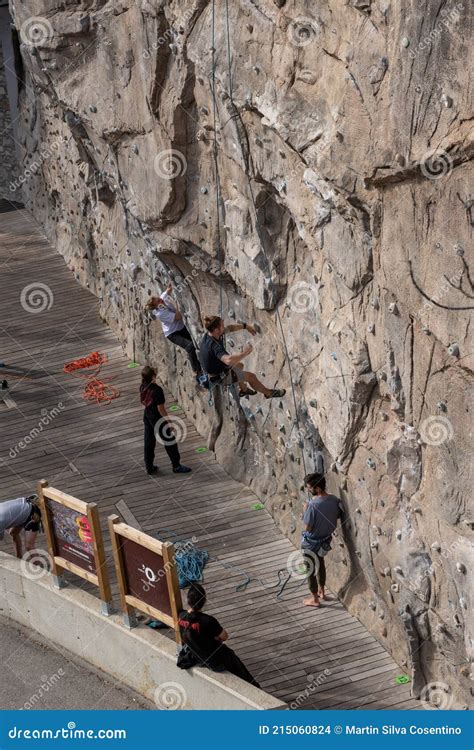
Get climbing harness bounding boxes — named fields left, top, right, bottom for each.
left=63, top=351, right=120, bottom=405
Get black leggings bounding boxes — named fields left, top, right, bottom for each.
left=143, top=414, right=181, bottom=472
left=211, top=644, right=260, bottom=688
left=167, top=328, right=201, bottom=374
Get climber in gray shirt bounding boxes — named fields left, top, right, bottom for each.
left=301, top=473, right=344, bottom=608
left=0, top=495, right=42, bottom=558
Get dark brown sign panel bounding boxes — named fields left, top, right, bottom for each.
left=120, top=537, right=172, bottom=617
left=46, top=499, right=96, bottom=573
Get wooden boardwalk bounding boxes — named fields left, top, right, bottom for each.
left=0, top=209, right=420, bottom=709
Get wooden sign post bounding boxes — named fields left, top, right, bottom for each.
left=108, top=515, right=183, bottom=644
left=38, top=480, right=112, bottom=615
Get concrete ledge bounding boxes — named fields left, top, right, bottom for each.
left=0, top=552, right=286, bottom=710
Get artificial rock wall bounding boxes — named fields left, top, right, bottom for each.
left=10, top=0, right=473, bottom=705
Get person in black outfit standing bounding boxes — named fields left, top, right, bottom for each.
left=140, top=366, right=191, bottom=475
left=178, top=583, right=260, bottom=687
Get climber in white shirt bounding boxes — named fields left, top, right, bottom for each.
left=145, top=283, right=202, bottom=381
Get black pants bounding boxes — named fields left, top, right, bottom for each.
left=303, top=551, right=326, bottom=594
left=143, top=414, right=181, bottom=472
left=167, top=328, right=201, bottom=374
left=211, top=644, right=260, bottom=688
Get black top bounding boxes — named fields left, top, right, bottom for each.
left=178, top=611, right=224, bottom=664
left=199, top=333, right=229, bottom=378
left=140, top=382, right=165, bottom=423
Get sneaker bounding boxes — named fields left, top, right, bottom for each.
left=264, top=388, right=286, bottom=399
left=173, top=464, right=192, bottom=474
left=146, top=465, right=159, bottom=475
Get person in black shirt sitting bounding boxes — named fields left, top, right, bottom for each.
left=179, top=583, right=260, bottom=687
left=140, top=366, right=192, bottom=475
left=199, top=315, right=286, bottom=399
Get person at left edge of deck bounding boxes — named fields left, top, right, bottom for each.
left=0, top=494, right=42, bottom=558
left=140, top=366, right=192, bottom=476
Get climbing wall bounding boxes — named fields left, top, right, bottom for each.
left=10, top=0, right=473, bottom=706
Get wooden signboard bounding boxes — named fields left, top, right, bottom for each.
left=38, top=480, right=112, bottom=615
left=108, top=515, right=183, bottom=644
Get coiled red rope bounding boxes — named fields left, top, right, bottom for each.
left=63, top=351, right=120, bottom=405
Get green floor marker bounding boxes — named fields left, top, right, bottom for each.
left=169, top=404, right=180, bottom=412
left=127, top=362, right=139, bottom=369
left=195, top=446, right=207, bottom=453
left=395, top=675, right=410, bottom=685
left=251, top=502, right=264, bottom=511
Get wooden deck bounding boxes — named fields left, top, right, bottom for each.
left=0, top=209, right=420, bottom=709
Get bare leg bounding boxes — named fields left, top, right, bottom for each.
left=9, top=527, right=22, bottom=559
left=240, top=370, right=272, bottom=397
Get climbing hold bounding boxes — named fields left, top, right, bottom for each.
left=89, top=105, right=97, bottom=113
left=371, top=297, right=379, bottom=309
left=448, top=343, right=460, bottom=357
left=169, top=404, right=180, bottom=412
left=391, top=583, right=400, bottom=593
left=131, top=144, right=139, bottom=155
left=366, top=457, right=376, bottom=469
left=379, top=611, right=385, bottom=620
left=309, top=399, right=317, bottom=408
left=388, top=302, right=398, bottom=314
left=370, top=541, right=379, bottom=550
left=393, top=566, right=403, bottom=575
left=383, top=567, right=391, bottom=577
left=396, top=675, right=410, bottom=685
left=395, top=530, right=402, bottom=540
left=422, top=326, right=430, bottom=335
left=372, top=525, right=382, bottom=535
left=251, top=502, right=264, bottom=511
left=200, top=187, right=208, bottom=194
left=437, top=400, right=447, bottom=412
left=401, top=37, right=410, bottom=48
left=367, top=324, right=375, bottom=334
left=195, top=446, right=207, bottom=454
left=228, top=309, right=235, bottom=318
left=331, top=352, right=338, bottom=361
left=369, top=601, right=376, bottom=611
left=441, top=94, right=453, bottom=108
left=456, top=562, right=466, bottom=574
left=381, top=412, right=388, bottom=421
left=279, top=424, right=286, bottom=434
left=460, top=598, right=467, bottom=609
left=355, top=507, right=361, bottom=514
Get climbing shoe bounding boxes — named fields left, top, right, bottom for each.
left=147, top=465, right=159, bottom=475
left=264, top=388, right=286, bottom=399
left=173, top=464, right=192, bottom=474
left=1, top=380, right=8, bottom=390
left=239, top=387, right=257, bottom=397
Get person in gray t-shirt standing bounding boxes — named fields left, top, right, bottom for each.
left=301, top=473, right=344, bottom=608
left=0, top=495, right=42, bottom=558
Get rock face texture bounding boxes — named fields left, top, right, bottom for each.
left=9, top=0, right=473, bottom=705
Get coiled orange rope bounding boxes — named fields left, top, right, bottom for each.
left=63, top=351, right=120, bottom=405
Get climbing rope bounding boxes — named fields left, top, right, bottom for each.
left=214, top=3, right=308, bottom=476
left=63, top=351, right=120, bottom=405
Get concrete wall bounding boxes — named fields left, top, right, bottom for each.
left=0, top=5, right=21, bottom=202
left=0, top=552, right=286, bottom=711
